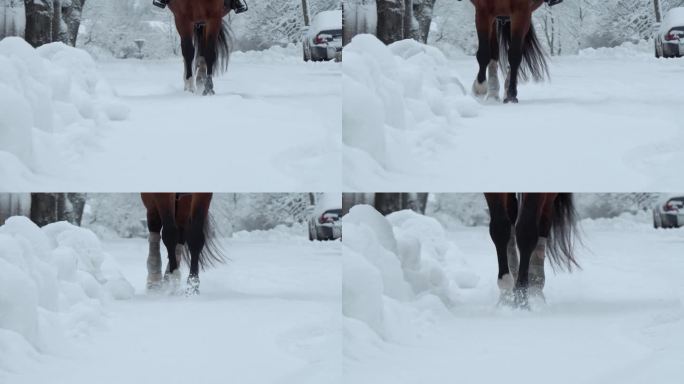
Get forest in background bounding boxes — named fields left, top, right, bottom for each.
left=344, top=0, right=684, bottom=55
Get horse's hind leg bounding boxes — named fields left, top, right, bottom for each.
left=145, top=204, right=163, bottom=291
left=175, top=20, right=196, bottom=93
left=504, top=12, right=529, bottom=103
left=201, top=19, right=221, bottom=96
left=487, top=24, right=501, bottom=101
left=485, top=193, right=515, bottom=305
left=472, top=11, right=493, bottom=98
left=514, top=194, right=544, bottom=308
left=528, top=198, right=554, bottom=301
left=185, top=195, right=211, bottom=295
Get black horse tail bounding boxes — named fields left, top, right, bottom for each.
left=193, top=19, right=233, bottom=75
left=181, top=211, right=227, bottom=270
left=547, top=193, right=580, bottom=271
left=498, top=20, right=549, bottom=82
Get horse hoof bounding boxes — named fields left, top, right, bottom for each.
left=186, top=275, right=200, bottom=296
left=504, top=96, right=518, bottom=104
left=472, top=79, right=487, bottom=97
left=513, top=287, right=529, bottom=309
left=202, top=88, right=215, bottom=96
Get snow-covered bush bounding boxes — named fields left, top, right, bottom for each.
left=0, top=216, right=133, bottom=371
left=343, top=34, right=477, bottom=188
left=0, top=37, right=129, bottom=188
left=343, top=205, right=469, bottom=340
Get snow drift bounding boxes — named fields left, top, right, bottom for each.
left=0, top=37, right=129, bottom=190
left=0, top=217, right=133, bottom=373
left=342, top=34, right=478, bottom=190
left=343, top=205, right=474, bottom=344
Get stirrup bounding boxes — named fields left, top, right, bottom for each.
left=232, top=0, right=248, bottom=13
left=547, top=0, right=563, bottom=6
left=152, top=0, right=167, bottom=9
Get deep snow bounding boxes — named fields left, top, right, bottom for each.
left=343, top=207, right=684, bottom=384
left=1, top=224, right=341, bottom=384
left=0, top=40, right=341, bottom=192
left=343, top=35, right=684, bottom=191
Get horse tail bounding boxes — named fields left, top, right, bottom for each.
left=547, top=193, right=580, bottom=271
left=497, top=19, right=549, bottom=82
left=193, top=19, right=233, bottom=75
left=180, top=210, right=227, bottom=270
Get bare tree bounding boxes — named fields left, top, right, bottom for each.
left=23, top=0, right=85, bottom=47
left=302, top=0, right=310, bottom=25
left=30, top=193, right=87, bottom=227
left=376, top=0, right=405, bottom=44
left=411, top=0, right=437, bottom=43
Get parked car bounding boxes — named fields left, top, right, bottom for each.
left=655, top=7, right=684, bottom=58
left=308, top=202, right=342, bottom=241
left=653, top=196, right=684, bottom=228
left=302, top=10, right=342, bottom=62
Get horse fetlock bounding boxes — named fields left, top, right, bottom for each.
left=472, top=78, right=487, bottom=97
left=163, top=269, right=182, bottom=294
left=184, top=78, right=196, bottom=93
left=186, top=274, right=200, bottom=296
left=203, top=77, right=215, bottom=96
left=497, top=273, right=515, bottom=290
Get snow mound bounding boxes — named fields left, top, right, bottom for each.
left=343, top=34, right=477, bottom=188
left=232, top=223, right=307, bottom=242
left=343, top=205, right=462, bottom=341
left=579, top=39, right=652, bottom=59
left=0, top=217, right=133, bottom=372
left=232, top=43, right=305, bottom=64
left=0, top=37, right=129, bottom=189
left=580, top=210, right=652, bottom=232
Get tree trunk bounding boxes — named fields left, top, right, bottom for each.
left=30, top=193, right=59, bottom=227
left=411, top=0, right=436, bottom=43
left=654, top=0, right=662, bottom=23
left=374, top=193, right=429, bottom=215
left=24, top=0, right=53, bottom=47
left=30, top=193, right=86, bottom=227
left=301, top=0, right=310, bottom=26
left=60, top=0, right=85, bottom=46
left=376, top=0, right=405, bottom=44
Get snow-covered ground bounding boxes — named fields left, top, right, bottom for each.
left=0, top=39, right=340, bottom=192
left=344, top=207, right=684, bottom=384
left=1, top=223, right=341, bottom=384
left=343, top=35, right=684, bottom=191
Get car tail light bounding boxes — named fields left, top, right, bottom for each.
left=665, top=32, right=680, bottom=41
left=314, top=35, right=326, bottom=44
left=319, top=214, right=333, bottom=224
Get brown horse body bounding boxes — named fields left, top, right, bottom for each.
left=484, top=193, right=578, bottom=308
left=168, top=0, right=232, bottom=95
left=141, top=193, right=224, bottom=295
left=470, top=0, right=548, bottom=103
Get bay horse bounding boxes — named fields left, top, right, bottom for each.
left=484, top=193, right=579, bottom=308
left=141, top=193, right=225, bottom=295
left=470, top=0, right=550, bottom=103
left=168, top=0, right=232, bottom=95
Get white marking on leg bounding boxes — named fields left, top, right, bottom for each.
left=529, top=237, right=547, bottom=298
left=146, top=232, right=162, bottom=290
left=472, top=78, right=487, bottom=97
left=487, top=60, right=500, bottom=100
left=507, top=225, right=519, bottom=281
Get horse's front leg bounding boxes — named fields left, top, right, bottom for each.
left=175, top=19, right=196, bottom=93
left=504, top=13, right=529, bottom=103
left=200, top=19, right=221, bottom=96
left=472, top=12, right=493, bottom=98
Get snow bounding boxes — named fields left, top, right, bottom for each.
left=311, top=10, right=343, bottom=33
left=1, top=224, right=341, bottom=384
left=0, top=217, right=132, bottom=373
left=0, top=37, right=130, bottom=190
left=661, top=7, right=684, bottom=33
left=1, top=39, right=341, bottom=192
left=344, top=207, right=684, bottom=384
left=343, top=35, right=684, bottom=191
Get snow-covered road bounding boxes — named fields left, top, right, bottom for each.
left=2, top=235, right=341, bottom=384
left=22, top=51, right=341, bottom=192
left=345, top=216, right=684, bottom=384
left=343, top=37, right=684, bottom=191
